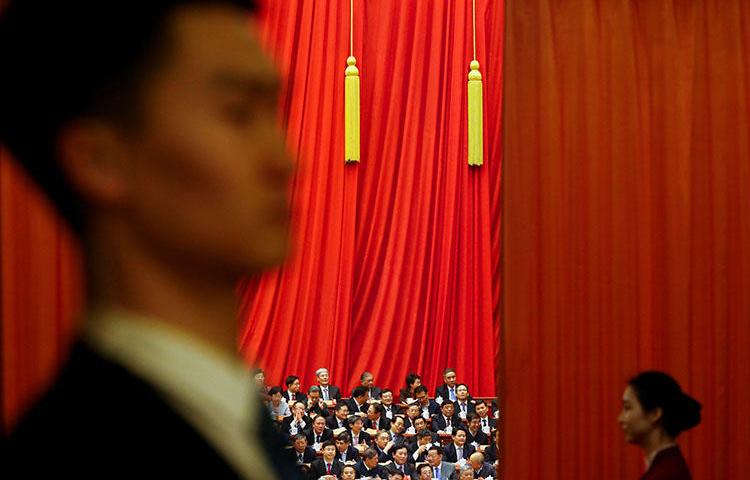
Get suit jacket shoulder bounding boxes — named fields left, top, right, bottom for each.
left=641, top=446, right=692, bottom=480
left=4, top=341, right=242, bottom=479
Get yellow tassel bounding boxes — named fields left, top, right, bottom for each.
left=345, top=55, right=360, bottom=163
left=467, top=60, right=484, bottom=166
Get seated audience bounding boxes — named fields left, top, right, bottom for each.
left=379, top=389, right=402, bottom=419
left=365, top=403, right=392, bottom=432
left=406, top=417, right=439, bottom=450
left=291, top=433, right=318, bottom=464
left=327, top=402, right=351, bottom=430
left=354, top=448, right=388, bottom=479
left=468, top=452, right=495, bottom=479
left=268, top=386, right=292, bottom=421
left=359, top=371, right=382, bottom=400
left=253, top=368, right=271, bottom=402
left=474, top=401, right=496, bottom=431
left=409, top=430, right=436, bottom=464
left=347, top=386, right=370, bottom=415
left=432, top=401, right=461, bottom=434
left=415, top=463, right=433, bottom=480
left=309, top=441, right=343, bottom=478
left=306, top=386, right=330, bottom=418
left=457, top=464, right=475, bottom=480
left=347, top=415, right=371, bottom=450
left=340, top=464, right=357, bottom=480
left=284, top=375, right=308, bottom=405
left=443, top=427, right=475, bottom=463
left=414, top=385, right=441, bottom=419
left=384, top=444, right=415, bottom=477
left=399, top=372, right=422, bottom=403
left=388, top=416, right=406, bottom=446
left=465, top=413, right=489, bottom=447
left=334, top=432, right=359, bottom=463
left=305, top=415, right=333, bottom=449
left=373, top=430, right=395, bottom=463
left=434, top=368, right=459, bottom=402
left=403, top=404, right=422, bottom=431
left=454, top=384, right=475, bottom=420
left=425, top=445, right=454, bottom=480
left=282, top=401, right=314, bottom=437
left=314, top=368, right=342, bottom=403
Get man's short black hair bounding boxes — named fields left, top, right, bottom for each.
left=413, top=385, right=428, bottom=396
left=285, top=375, right=299, bottom=387
left=351, top=386, right=367, bottom=398
left=268, top=386, right=282, bottom=396
left=427, top=445, right=444, bottom=457
left=0, top=0, right=256, bottom=230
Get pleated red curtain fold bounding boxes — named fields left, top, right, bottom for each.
left=239, top=0, right=504, bottom=397
left=501, top=1, right=750, bottom=479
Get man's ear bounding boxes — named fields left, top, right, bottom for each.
left=56, top=119, right=130, bottom=207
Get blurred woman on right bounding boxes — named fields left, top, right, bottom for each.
left=618, top=371, right=702, bottom=480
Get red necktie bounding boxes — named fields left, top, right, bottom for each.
left=326, top=463, right=331, bottom=474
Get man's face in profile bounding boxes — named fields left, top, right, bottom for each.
left=121, top=6, right=291, bottom=275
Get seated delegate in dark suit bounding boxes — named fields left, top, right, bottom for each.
left=354, top=448, right=389, bottom=479
left=468, top=452, right=495, bottom=479
left=464, top=414, right=489, bottom=446
left=409, top=430, right=437, bottom=464
left=284, top=375, right=308, bottom=405
left=474, top=401, right=496, bottom=431
left=282, top=401, right=314, bottom=437
left=359, top=371, right=382, bottom=400
left=364, top=403, right=392, bottom=431
left=402, top=404, right=422, bottom=431
left=372, top=430, right=395, bottom=463
left=413, top=385, right=441, bottom=418
left=314, top=368, right=341, bottom=403
left=384, top=445, right=415, bottom=477
left=334, top=432, right=360, bottom=464
left=443, top=428, right=476, bottom=463
left=378, top=389, right=402, bottom=419
left=305, top=386, right=330, bottom=419
left=453, top=385, right=476, bottom=420
left=309, top=441, right=343, bottom=478
left=434, top=368, right=459, bottom=402
left=388, top=416, right=407, bottom=447
left=304, top=415, right=333, bottom=447
left=406, top=417, right=439, bottom=451
left=327, top=402, right=351, bottom=430
left=291, top=433, right=319, bottom=464
left=347, top=415, right=371, bottom=448
left=431, top=402, right=461, bottom=433
left=346, top=386, right=370, bottom=415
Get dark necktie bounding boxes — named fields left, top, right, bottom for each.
left=446, top=417, right=451, bottom=427
left=316, top=433, right=321, bottom=443
left=482, top=418, right=487, bottom=428
left=297, top=453, right=303, bottom=462
left=291, top=392, right=295, bottom=401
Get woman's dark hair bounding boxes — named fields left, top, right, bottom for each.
left=285, top=375, right=299, bottom=387
left=268, top=386, right=282, bottom=396
left=405, top=372, right=421, bottom=388
left=628, top=370, right=702, bottom=438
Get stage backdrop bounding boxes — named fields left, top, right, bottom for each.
left=501, top=1, right=750, bottom=479
left=239, top=0, right=503, bottom=397
left=1, top=0, right=503, bottom=429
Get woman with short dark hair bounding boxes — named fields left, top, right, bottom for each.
left=618, top=371, right=701, bottom=479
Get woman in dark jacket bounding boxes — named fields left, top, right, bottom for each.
left=618, top=371, right=701, bottom=480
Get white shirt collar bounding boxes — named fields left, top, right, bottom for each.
left=84, top=308, right=274, bottom=479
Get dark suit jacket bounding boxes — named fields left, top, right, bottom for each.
left=465, top=428, right=489, bottom=446
left=304, top=427, right=334, bottom=445
left=334, top=445, right=360, bottom=463
left=316, top=385, right=341, bottom=402
left=354, top=460, right=389, bottom=479
left=346, top=397, right=370, bottom=414
left=381, top=403, right=403, bottom=419
left=443, top=442, right=476, bottom=463
left=327, top=415, right=350, bottom=431
left=483, top=443, right=498, bottom=463
left=453, top=400, right=476, bottom=418
left=431, top=414, right=462, bottom=432
left=284, top=390, right=308, bottom=406
left=470, top=463, right=496, bottom=479
left=641, top=446, right=692, bottom=480
left=365, top=386, right=382, bottom=400
left=349, top=429, right=371, bottom=447
left=364, top=415, right=391, bottom=431
left=3, top=340, right=301, bottom=479
left=282, top=414, right=314, bottom=436
left=309, top=458, right=343, bottom=478
left=373, top=445, right=393, bottom=463
left=385, top=461, right=415, bottom=477
left=292, top=446, right=319, bottom=464
left=421, top=400, right=442, bottom=418
left=476, top=415, right=497, bottom=430
left=435, top=384, right=456, bottom=401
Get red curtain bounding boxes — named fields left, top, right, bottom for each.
left=501, top=1, right=750, bottom=479
left=239, top=0, right=504, bottom=397
left=0, top=150, right=84, bottom=431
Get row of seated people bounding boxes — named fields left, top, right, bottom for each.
left=299, top=441, right=495, bottom=480
left=258, top=368, right=485, bottom=407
